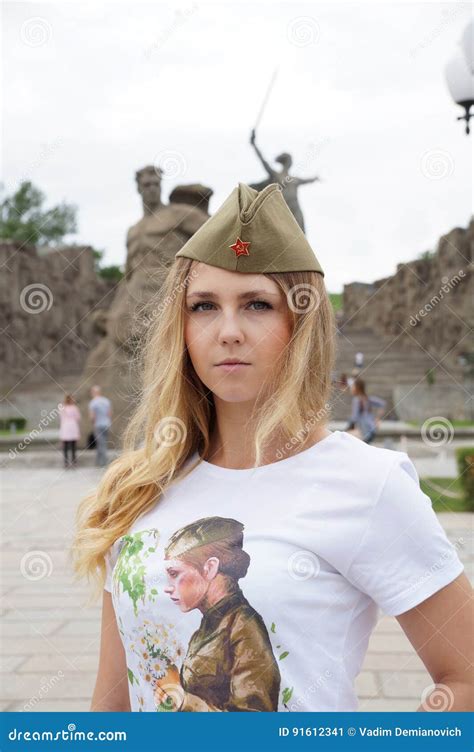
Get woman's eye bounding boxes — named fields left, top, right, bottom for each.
left=188, top=300, right=272, bottom=312
left=189, top=302, right=214, bottom=312
left=249, top=300, right=272, bottom=311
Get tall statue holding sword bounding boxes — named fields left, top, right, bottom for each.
left=249, top=68, right=322, bottom=234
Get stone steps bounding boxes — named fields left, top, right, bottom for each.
left=332, top=327, right=464, bottom=420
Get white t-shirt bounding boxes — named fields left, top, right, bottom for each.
left=104, top=429, right=464, bottom=713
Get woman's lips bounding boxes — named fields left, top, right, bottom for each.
left=215, top=363, right=250, bottom=373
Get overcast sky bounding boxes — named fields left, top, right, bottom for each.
left=3, top=0, right=472, bottom=292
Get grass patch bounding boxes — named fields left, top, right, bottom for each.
left=420, top=477, right=469, bottom=512
left=329, top=292, right=342, bottom=312
left=408, top=420, right=474, bottom=428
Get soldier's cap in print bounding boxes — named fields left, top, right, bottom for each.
left=175, top=182, right=324, bottom=276
left=164, top=516, right=244, bottom=560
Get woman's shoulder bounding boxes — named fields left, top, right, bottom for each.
left=325, top=429, right=401, bottom=464
left=59, top=403, right=80, bottom=412
left=323, top=430, right=414, bottom=492
left=231, top=601, right=272, bottom=638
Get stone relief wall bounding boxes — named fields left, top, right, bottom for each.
left=0, top=240, right=115, bottom=392
left=341, top=220, right=473, bottom=366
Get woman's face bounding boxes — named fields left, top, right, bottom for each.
left=164, top=558, right=208, bottom=612
left=184, top=262, right=293, bottom=403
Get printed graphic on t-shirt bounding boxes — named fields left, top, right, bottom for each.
left=111, top=516, right=293, bottom=712
left=106, top=437, right=465, bottom=712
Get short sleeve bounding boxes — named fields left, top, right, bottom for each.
left=104, top=546, right=113, bottom=593
left=345, top=452, right=464, bottom=616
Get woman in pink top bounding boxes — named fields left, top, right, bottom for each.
left=59, top=394, right=81, bottom=468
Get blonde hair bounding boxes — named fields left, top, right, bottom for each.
left=70, top=257, right=336, bottom=603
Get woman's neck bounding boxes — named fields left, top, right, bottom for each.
left=205, top=422, right=330, bottom=470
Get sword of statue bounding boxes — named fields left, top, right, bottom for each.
left=253, top=66, right=279, bottom=136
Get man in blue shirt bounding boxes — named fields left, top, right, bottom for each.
left=88, top=385, right=112, bottom=467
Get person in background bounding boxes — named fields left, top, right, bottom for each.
left=346, top=377, right=386, bottom=444
left=346, top=367, right=359, bottom=388
left=88, top=386, right=112, bottom=467
left=58, top=394, right=81, bottom=468
left=354, top=351, right=364, bottom=371
left=335, top=372, right=348, bottom=390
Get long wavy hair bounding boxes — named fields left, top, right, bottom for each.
left=71, top=256, right=336, bottom=603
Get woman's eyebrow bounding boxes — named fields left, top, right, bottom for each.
left=187, top=289, right=280, bottom=300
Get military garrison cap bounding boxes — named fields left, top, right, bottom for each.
left=175, top=182, right=324, bottom=276
left=164, top=516, right=244, bottom=560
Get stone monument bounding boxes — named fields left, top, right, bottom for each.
left=249, top=129, right=320, bottom=233
left=77, top=166, right=213, bottom=445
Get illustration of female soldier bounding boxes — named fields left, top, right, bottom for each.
left=154, top=516, right=281, bottom=712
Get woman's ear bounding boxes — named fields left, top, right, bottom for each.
left=203, top=556, right=220, bottom=580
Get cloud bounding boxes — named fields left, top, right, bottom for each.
left=3, top=1, right=472, bottom=291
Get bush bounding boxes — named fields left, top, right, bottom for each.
left=456, top=446, right=474, bottom=511
left=0, top=417, right=27, bottom=432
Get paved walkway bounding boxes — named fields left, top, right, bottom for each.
left=1, top=462, right=472, bottom=712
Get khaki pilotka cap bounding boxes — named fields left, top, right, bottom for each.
left=164, top=517, right=244, bottom=560
left=175, top=182, right=324, bottom=276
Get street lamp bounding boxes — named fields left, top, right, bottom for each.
left=444, top=52, right=474, bottom=134
left=461, top=19, right=474, bottom=74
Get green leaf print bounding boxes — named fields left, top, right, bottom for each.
left=127, top=667, right=138, bottom=686
left=269, top=619, right=292, bottom=708
left=156, top=700, right=175, bottom=713
left=114, top=529, right=160, bottom=616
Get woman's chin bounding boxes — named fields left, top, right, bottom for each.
left=212, top=388, right=258, bottom=404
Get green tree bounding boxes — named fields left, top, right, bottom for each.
left=99, top=264, right=124, bottom=282
left=92, top=248, right=124, bottom=282
left=0, top=180, right=77, bottom=246
left=418, top=249, right=436, bottom=260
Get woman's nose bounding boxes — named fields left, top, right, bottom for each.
left=218, top=315, right=245, bottom=344
left=219, top=310, right=243, bottom=342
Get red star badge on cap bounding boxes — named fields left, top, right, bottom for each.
left=229, top=237, right=251, bottom=257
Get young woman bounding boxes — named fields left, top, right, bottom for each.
left=58, top=394, right=81, bottom=468
left=72, top=183, right=472, bottom=713
left=347, top=377, right=386, bottom=444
